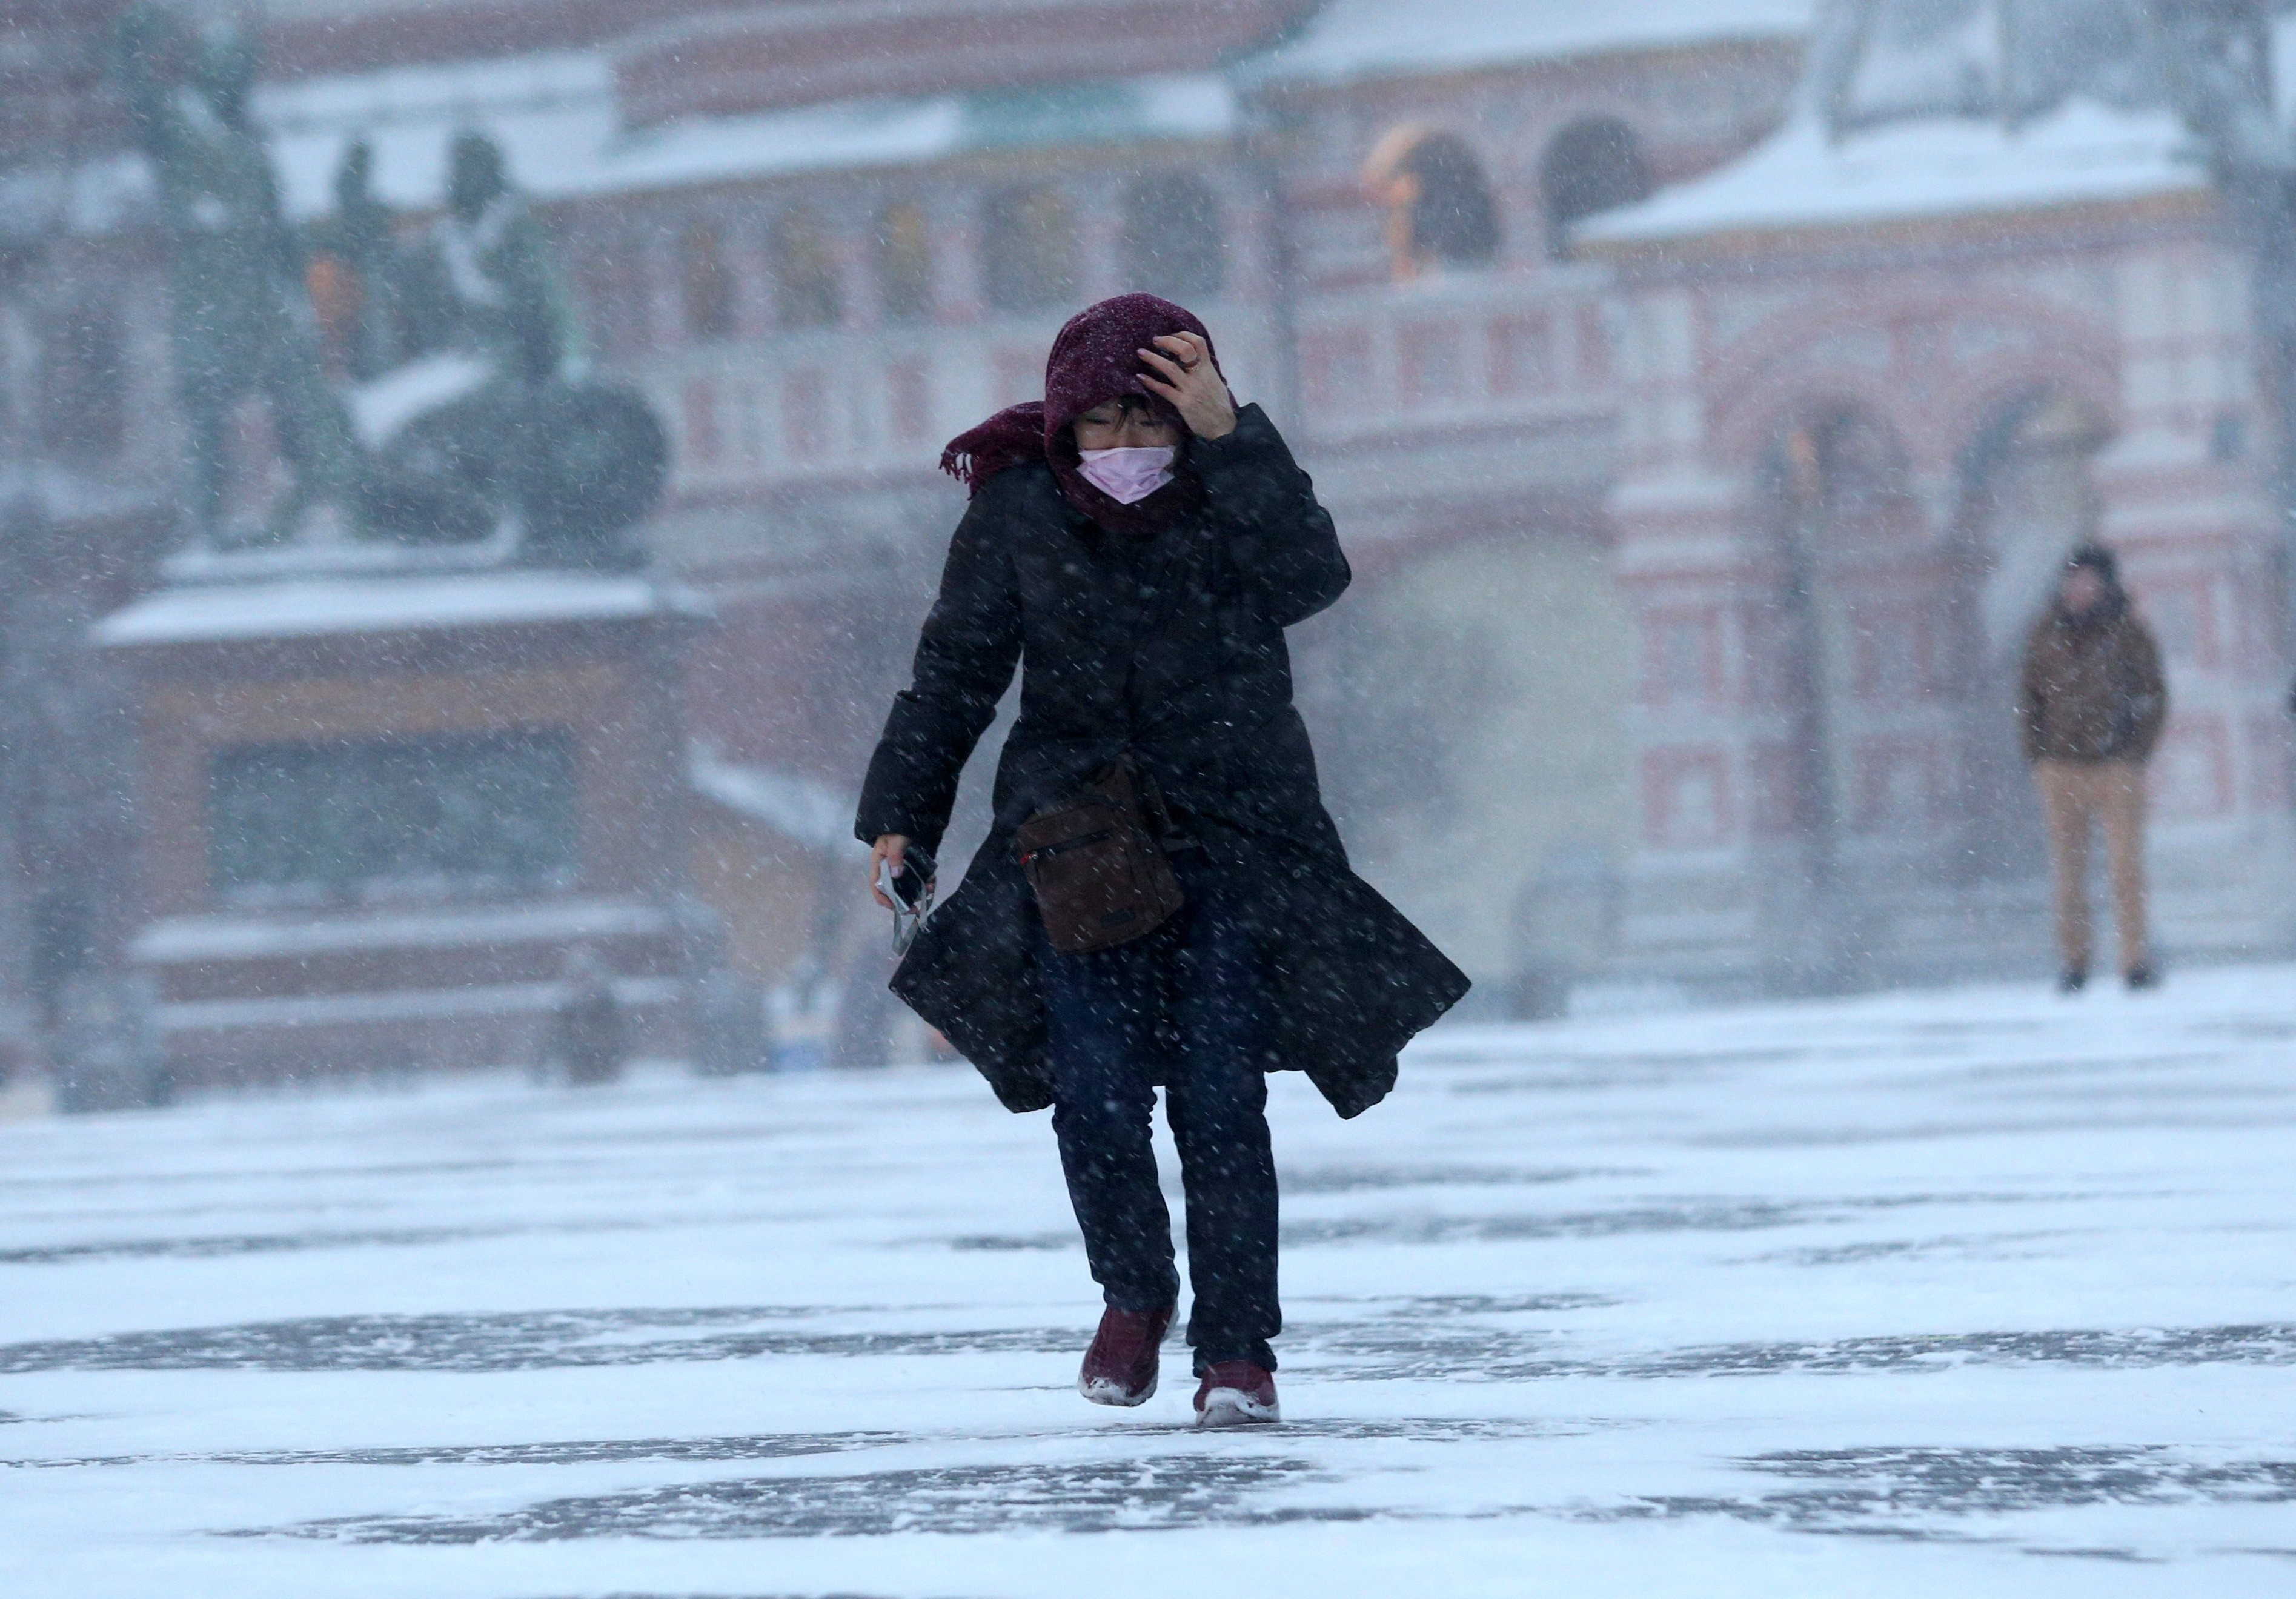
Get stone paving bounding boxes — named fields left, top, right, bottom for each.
left=2, top=966, right=2293, bottom=1596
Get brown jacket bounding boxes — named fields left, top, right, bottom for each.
left=2019, top=600, right=2167, bottom=763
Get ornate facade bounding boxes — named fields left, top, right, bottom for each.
left=1586, top=4, right=2296, bottom=988
left=2, top=0, right=2291, bottom=1074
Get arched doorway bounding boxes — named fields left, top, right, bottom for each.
left=1756, top=404, right=1923, bottom=983
left=1292, top=532, right=1633, bottom=1000
left=1950, top=390, right=2109, bottom=879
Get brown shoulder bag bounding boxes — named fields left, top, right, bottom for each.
left=1014, top=761, right=1185, bottom=955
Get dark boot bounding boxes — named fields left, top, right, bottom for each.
left=1078, top=1305, right=1172, bottom=1407
left=2055, top=968, right=2088, bottom=995
left=2124, top=962, right=2160, bottom=992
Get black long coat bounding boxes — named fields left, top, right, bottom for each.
left=855, top=405, right=1468, bottom=1117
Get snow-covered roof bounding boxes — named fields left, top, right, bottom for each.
left=1580, top=99, right=2205, bottom=245
left=252, top=52, right=1234, bottom=219
left=688, top=746, right=860, bottom=853
left=93, top=571, right=699, bottom=647
left=1241, top=0, right=1816, bottom=86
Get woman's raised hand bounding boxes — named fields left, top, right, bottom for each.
left=1137, top=332, right=1236, bottom=440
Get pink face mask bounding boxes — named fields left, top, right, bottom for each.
left=1077, top=445, right=1176, bottom=505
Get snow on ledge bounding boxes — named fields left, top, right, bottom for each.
left=1581, top=101, right=2206, bottom=246
left=688, top=745, right=860, bottom=853
left=131, top=899, right=676, bottom=965
left=346, top=353, right=493, bottom=450
left=1239, top=0, right=1815, bottom=87
left=93, top=571, right=703, bottom=647
left=0, top=463, right=162, bottom=528
left=158, top=975, right=685, bottom=1034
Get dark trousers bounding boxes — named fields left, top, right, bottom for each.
left=1037, top=856, right=1280, bottom=1373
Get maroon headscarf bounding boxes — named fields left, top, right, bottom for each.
left=940, top=293, right=1223, bottom=535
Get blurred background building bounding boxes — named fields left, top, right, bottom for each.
left=1, top=0, right=2291, bottom=1087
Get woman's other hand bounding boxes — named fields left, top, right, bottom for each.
left=869, top=833, right=911, bottom=910
left=1137, top=332, right=1236, bottom=440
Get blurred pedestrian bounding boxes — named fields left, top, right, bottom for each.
left=855, top=294, right=1467, bottom=1427
left=2018, top=544, right=2166, bottom=993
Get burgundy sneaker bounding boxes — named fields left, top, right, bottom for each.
left=1077, top=1305, right=1173, bottom=1406
left=1192, top=1360, right=1280, bottom=1428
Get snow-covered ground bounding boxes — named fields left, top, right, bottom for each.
left=2, top=966, right=2293, bottom=1598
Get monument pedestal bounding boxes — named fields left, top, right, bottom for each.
left=95, top=565, right=709, bottom=1087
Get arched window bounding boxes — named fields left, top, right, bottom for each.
left=681, top=223, right=737, bottom=341
left=981, top=185, right=1078, bottom=313
left=772, top=207, right=843, bottom=328
left=875, top=201, right=934, bottom=322
left=1120, top=172, right=1225, bottom=301
left=1363, top=128, right=1501, bottom=281
left=1781, top=408, right=1909, bottom=525
left=39, top=304, right=126, bottom=461
left=1539, top=118, right=1651, bottom=257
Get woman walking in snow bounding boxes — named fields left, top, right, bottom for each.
left=855, top=293, right=1467, bottom=1426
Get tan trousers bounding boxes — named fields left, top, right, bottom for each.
left=2032, top=759, right=2149, bottom=976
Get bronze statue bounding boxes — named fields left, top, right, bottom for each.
left=114, top=3, right=665, bottom=563
left=116, top=3, right=364, bottom=544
